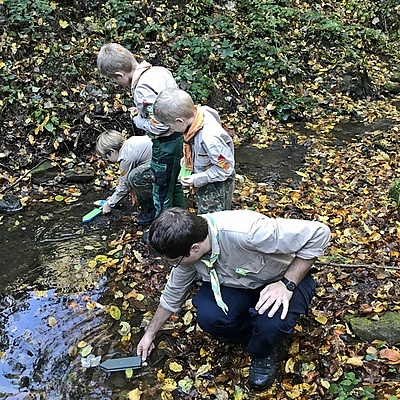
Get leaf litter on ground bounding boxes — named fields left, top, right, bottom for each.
left=68, top=99, right=400, bottom=399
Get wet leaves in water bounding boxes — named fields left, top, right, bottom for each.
left=161, top=378, right=178, bottom=392
left=234, top=386, right=245, bottom=400
left=87, top=260, right=97, bottom=268
left=80, top=344, right=93, bottom=357
left=168, top=361, right=183, bottom=373
left=160, top=392, right=174, bottom=400
left=118, top=321, right=131, bottom=336
left=81, top=354, right=101, bottom=368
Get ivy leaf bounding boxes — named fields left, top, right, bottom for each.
left=178, top=376, right=193, bottom=394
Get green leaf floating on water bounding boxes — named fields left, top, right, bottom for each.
left=125, top=368, right=133, bottom=378
left=80, top=344, right=93, bottom=357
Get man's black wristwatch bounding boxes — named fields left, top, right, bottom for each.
left=281, top=277, right=297, bottom=291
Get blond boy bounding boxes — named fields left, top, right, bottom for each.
left=97, top=43, right=184, bottom=215
left=153, top=88, right=235, bottom=213
left=96, top=129, right=155, bottom=225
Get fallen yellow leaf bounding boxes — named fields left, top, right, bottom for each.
left=161, top=378, right=177, bottom=391
left=285, top=357, right=296, bottom=373
left=315, top=315, right=328, bottom=325
left=127, top=388, right=142, bottom=400
left=346, top=357, right=363, bottom=366
left=169, top=361, right=183, bottom=372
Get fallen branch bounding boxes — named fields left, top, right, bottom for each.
left=316, top=260, right=400, bottom=271
left=0, top=158, right=48, bottom=195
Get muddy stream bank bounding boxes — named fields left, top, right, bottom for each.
left=0, top=117, right=395, bottom=399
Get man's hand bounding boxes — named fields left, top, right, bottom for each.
left=136, top=332, right=155, bottom=361
left=101, top=202, right=112, bottom=214
left=136, top=305, right=173, bottom=361
left=255, top=281, right=293, bottom=320
left=180, top=175, right=194, bottom=187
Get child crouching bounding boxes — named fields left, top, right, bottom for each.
left=95, top=129, right=156, bottom=225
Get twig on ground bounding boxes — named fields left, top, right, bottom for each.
left=316, top=261, right=400, bottom=271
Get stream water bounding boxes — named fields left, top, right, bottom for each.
left=0, top=117, right=396, bottom=399
left=0, top=192, right=118, bottom=399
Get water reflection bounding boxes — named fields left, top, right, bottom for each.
left=235, top=117, right=396, bottom=186
left=235, top=141, right=307, bottom=186
left=0, top=288, right=114, bottom=399
left=0, top=194, right=119, bottom=398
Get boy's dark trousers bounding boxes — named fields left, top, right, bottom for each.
left=150, top=134, right=184, bottom=215
left=195, top=173, right=235, bottom=214
left=192, top=274, right=316, bottom=358
left=128, top=162, right=154, bottom=212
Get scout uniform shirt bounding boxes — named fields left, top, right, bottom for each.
left=131, top=62, right=178, bottom=137
left=159, top=209, right=331, bottom=313
left=186, top=106, right=235, bottom=188
left=106, top=135, right=152, bottom=207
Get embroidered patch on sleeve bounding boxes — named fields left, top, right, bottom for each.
left=150, top=118, right=158, bottom=125
left=217, top=154, right=230, bottom=171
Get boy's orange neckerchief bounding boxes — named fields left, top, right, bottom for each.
left=131, top=61, right=152, bottom=89
left=183, top=106, right=204, bottom=171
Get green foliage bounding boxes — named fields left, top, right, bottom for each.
left=328, top=372, right=375, bottom=400
left=4, top=0, right=55, bottom=34
left=98, top=0, right=144, bottom=43
left=1, top=0, right=399, bottom=148
left=388, top=179, right=400, bottom=206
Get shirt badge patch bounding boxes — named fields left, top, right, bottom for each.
left=217, top=154, right=230, bottom=171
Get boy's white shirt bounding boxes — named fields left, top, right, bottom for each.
left=131, top=63, right=178, bottom=137
left=107, top=135, right=152, bottom=207
left=188, top=106, right=235, bottom=188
